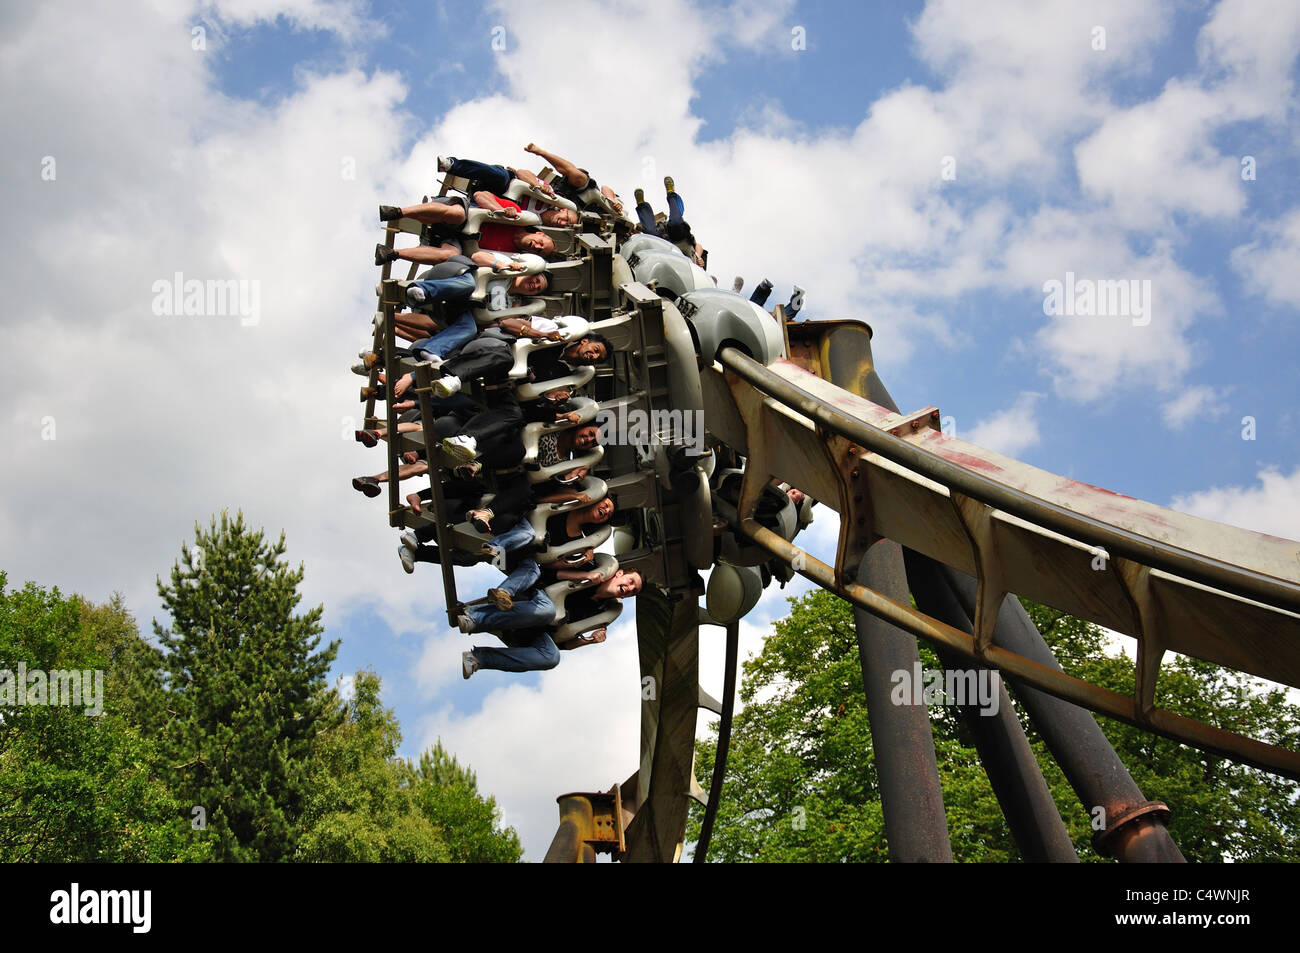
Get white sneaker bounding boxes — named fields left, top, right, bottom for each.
left=433, top=375, right=462, bottom=398
left=400, top=530, right=419, bottom=551
left=441, top=434, right=477, bottom=461
left=438, top=156, right=453, bottom=173
left=457, top=613, right=476, bottom=634
left=405, top=284, right=428, bottom=307
left=462, top=650, right=479, bottom=679
left=398, top=546, right=415, bottom=574
left=351, top=361, right=368, bottom=376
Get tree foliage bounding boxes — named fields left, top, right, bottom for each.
left=153, top=512, right=342, bottom=861
left=688, top=588, right=1300, bottom=862
left=0, top=572, right=208, bottom=861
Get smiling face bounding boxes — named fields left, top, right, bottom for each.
left=573, top=426, right=600, bottom=450
left=514, top=273, right=547, bottom=295
left=601, top=569, right=642, bottom=598
left=566, top=338, right=607, bottom=363
left=584, top=497, right=615, bottom=524
left=516, top=230, right=555, bottom=255
left=540, top=207, right=578, bottom=227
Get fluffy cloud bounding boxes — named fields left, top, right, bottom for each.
left=966, top=392, right=1044, bottom=457
left=1170, top=466, right=1300, bottom=541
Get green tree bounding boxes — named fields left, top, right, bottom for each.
left=0, top=572, right=208, bottom=861
left=689, top=589, right=1300, bottom=861
left=405, top=741, right=523, bottom=863
left=154, top=512, right=341, bottom=862
left=296, top=670, right=449, bottom=861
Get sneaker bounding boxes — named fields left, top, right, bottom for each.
left=634, top=188, right=645, bottom=205
left=375, top=243, right=397, bottom=265
left=355, top=429, right=380, bottom=447
left=414, top=350, right=444, bottom=370
left=441, top=434, right=477, bottom=461
left=462, top=650, right=479, bottom=679
left=457, top=614, right=476, bottom=634
left=438, top=156, right=453, bottom=173
left=351, top=361, right=369, bottom=377
left=432, top=375, right=462, bottom=398
left=405, top=284, right=428, bottom=308
left=487, top=588, right=514, bottom=611
left=664, top=176, right=675, bottom=194
left=398, top=546, right=414, bottom=574
left=352, top=476, right=381, bottom=498
left=400, top=530, right=419, bottom=551
left=379, top=205, right=403, bottom=222
left=732, top=276, right=744, bottom=292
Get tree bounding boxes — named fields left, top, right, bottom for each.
left=688, top=589, right=1300, bottom=861
left=405, top=741, right=523, bottom=863
left=295, top=670, right=449, bottom=862
left=0, top=572, right=209, bottom=862
left=153, top=512, right=340, bottom=862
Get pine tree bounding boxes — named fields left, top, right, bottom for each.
left=153, top=512, right=340, bottom=862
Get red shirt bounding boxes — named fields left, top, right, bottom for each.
left=478, top=196, right=528, bottom=252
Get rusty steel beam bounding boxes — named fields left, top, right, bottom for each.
left=544, top=795, right=598, bottom=864
left=937, top=566, right=1183, bottom=863
left=738, top=516, right=1300, bottom=781
left=906, top=549, right=1079, bottom=862
left=853, top=543, right=954, bottom=862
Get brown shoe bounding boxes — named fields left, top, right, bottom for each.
left=487, top=588, right=514, bottom=611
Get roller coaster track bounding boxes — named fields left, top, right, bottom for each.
left=356, top=172, right=1299, bottom=863
left=590, top=279, right=1300, bottom=865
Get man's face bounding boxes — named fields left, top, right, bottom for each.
left=568, top=338, right=607, bottom=363
left=610, top=570, right=642, bottom=596
left=574, top=426, right=600, bottom=450
left=540, top=207, right=578, bottom=227
left=515, top=274, right=547, bottom=295
left=516, top=231, right=555, bottom=256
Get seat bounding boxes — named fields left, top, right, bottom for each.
left=507, top=316, right=591, bottom=378
left=529, top=445, right=604, bottom=484
left=503, top=177, right=577, bottom=212
left=462, top=205, right=542, bottom=239
left=521, top=398, right=601, bottom=466
left=533, top=524, right=613, bottom=567
left=516, top=364, right=595, bottom=402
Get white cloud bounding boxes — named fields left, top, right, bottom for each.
left=1160, top=385, right=1230, bottom=430
left=966, top=392, right=1044, bottom=457
left=1170, top=466, right=1300, bottom=541
left=1231, top=207, right=1300, bottom=309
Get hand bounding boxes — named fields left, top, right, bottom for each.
left=585, top=570, right=604, bottom=583
left=589, top=628, right=606, bottom=643
left=498, top=205, right=519, bottom=219
left=524, top=142, right=539, bottom=155
left=545, top=330, right=562, bottom=342
left=403, top=451, right=419, bottom=464
left=609, top=199, right=623, bottom=214
left=577, top=493, right=591, bottom=505
left=787, top=488, right=806, bottom=506
left=558, top=411, right=580, bottom=424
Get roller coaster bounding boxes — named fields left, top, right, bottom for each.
left=355, top=159, right=1300, bottom=863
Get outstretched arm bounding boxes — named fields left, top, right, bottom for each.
left=524, top=142, right=589, bottom=189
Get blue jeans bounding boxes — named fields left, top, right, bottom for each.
left=487, top=517, right=537, bottom=555
left=412, top=310, right=477, bottom=360
left=471, top=629, right=560, bottom=672
left=469, top=588, right=556, bottom=631
left=406, top=272, right=476, bottom=309
left=636, top=192, right=685, bottom=238
left=448, top=157, right=514, bottom=197
left=498, top=558, right=541, bottom=597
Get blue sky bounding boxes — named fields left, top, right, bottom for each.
left=3, top=0, right=1299, bottom=859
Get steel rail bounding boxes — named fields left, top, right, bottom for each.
left=735, top=516, right=1300, bottom=780
left=717, top=349, right=1300, bottom=617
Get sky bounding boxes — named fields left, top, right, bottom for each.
left=2, top=0, right=1299, bottom=861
